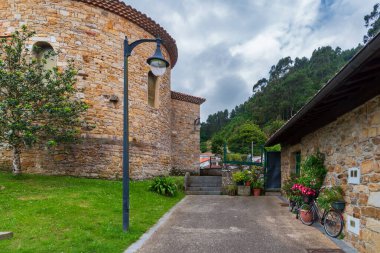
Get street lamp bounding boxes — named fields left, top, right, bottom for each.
left=123, top=36, right=169, bottom=231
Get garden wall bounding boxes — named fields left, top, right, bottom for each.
left=281, top=95, right=380, bottom=252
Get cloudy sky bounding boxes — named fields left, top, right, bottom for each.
left=126, top=0, right=378, bottom=120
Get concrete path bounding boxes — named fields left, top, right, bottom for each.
left=132, top=196, right=344, bottom=253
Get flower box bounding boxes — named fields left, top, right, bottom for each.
left=237, top=185, right=251, bottom=196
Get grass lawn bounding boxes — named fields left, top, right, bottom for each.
left=0, top=172, right=184, bottom=253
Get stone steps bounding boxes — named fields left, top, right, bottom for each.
left=186, top=191, right=221, bottom=195
left=187, top=186, right=222, bottom=191
left=186, top=176, right=222, bottom=195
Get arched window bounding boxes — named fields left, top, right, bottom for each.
left=33, top=42, right=56, bottom=70
left=148, top=71, right=159, bottom=108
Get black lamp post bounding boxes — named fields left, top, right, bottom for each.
left=123, top=36, right=169, bottom=231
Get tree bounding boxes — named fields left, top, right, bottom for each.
left=0, top=26, right=89, bottom=175
left=227, top=123, right=266, bottom=154
left=211, top=134, right=224, bottom=155
left=364, top=3, right=380, bottom=43
left=200, top=142, right=208, bottom=153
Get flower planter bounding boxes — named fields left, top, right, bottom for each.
left=331, top=201, right=345, bottom=212
left=252, top=188, right=261, bottom=196
left=300, top=209, right=313, bottom=223
left=245, top=181, right=251, bottom=186
left=237, top=185, right=251, bottom=196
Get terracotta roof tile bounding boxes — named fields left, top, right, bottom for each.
left=74, top=0, right=178, bottom=67
left=171, top=91, right=206, bottom=105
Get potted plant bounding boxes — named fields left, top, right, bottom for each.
left=243, top=170, right=252, bottom=186
left=299, top=204, right=313, bottom=222
left=232, top=171, right=245, bottom=185
left=251, top=178, right=264, bottom=196
left=233, top=171, right=251, bottom=196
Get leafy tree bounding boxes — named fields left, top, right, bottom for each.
left=0, top=26, right=89, bottom=175
left=263, top=120, right=285, bottom=137
left=364, top=3, right=380, bottom=43
left=211, top=134, right=224, bottom=155
left=227, top=123, right=266, bottom=154
left=200, top=141, right=208, bottom=153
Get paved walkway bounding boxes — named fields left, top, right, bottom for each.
left=131, top=196, right=345, bottom=253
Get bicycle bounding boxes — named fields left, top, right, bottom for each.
left=289, top=199, right=302, bottom=219
left=298, top=195, right=344, bottom=238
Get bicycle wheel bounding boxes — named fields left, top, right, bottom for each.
left=323, top=210, right=343, bottom=238
left=299, top=204, right=315, bottom=225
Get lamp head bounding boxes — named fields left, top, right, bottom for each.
left=147, top=39, right=170, bottom=76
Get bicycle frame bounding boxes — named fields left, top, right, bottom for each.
left=309, top=200, right=328, bottom=223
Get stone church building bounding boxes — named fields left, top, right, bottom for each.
left=266, top=33, right=380, bottom=252
left=0, top=0, right=205, bottom=179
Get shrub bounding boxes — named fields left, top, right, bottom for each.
left=317, top=186, right=344, bottom=210
left=232, top=171, right=246, bottom=184
left=149, top=177, right=178, bottom=197
left=226, top=153, right=242, bottom=161
left=298, top=152, right=327, bottom=190
left=225, top=185, right=237, bottom=196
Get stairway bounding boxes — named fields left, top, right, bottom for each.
left=185, top=176, right=222, bottom=195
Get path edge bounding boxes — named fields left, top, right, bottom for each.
left=124, top=196, right=188, bottom=253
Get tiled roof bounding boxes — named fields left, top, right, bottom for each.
left=74, top=0, right=178, bottom=67
left=171, top=91, right=206, bottom=105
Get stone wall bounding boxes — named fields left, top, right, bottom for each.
left=281, top=95, right=380, bottom=252
left=0, top=0, right=201, bottom=179
left=171, top=99, right=200, bottom=174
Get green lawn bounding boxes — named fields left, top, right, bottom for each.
left=0, top=172, right=184, bottom=253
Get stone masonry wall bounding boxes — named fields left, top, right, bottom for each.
left=171, top=99, right=200, bottom=174
left=281, top=95, right=380, bottom=252
left=0, top=0, right=176, bottom=179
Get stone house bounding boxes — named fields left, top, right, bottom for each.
left=265, top=33, right=380, bottom=252
left=0, top=0, right=205, bottom=179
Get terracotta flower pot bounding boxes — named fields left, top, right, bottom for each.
left=252, top=188, right=261, bottom=196
left=300, top=209, right=313, bottom=222
left=245, top=181, right=251, bottom=186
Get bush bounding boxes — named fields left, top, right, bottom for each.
left=225, top=185, right=237, bottom=196
left=232, top=171, right=246, bottom=184
left=149, top=177, right=178, bottom=197
left=297, top=152, right=327, bottom=191
left=226, top=153, right=242, bottom=161
left=317, top=186, right=344, bottom=210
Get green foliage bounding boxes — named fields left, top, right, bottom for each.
left=297, top=152, right=327, bottom=190
left=282, top=173, right=299, bottom=198
left=317, top=186, right=344, bottom=210
left=232, top=171, right=247, bottom=184
left=251, top=178, right=264, bottom=189
left=263, top=120, right=285, bottom=137
left=364, top=3, right=380, bottom=43
left=200, top=109, right=229, bottom=142
left=226, top=153, right=242, bottom=161
left=200, top=141, right=208, bottom=153
left=0, top=26, right=88, bottom=173
left=265, top=144, right=281, bottom=152
left=227, top=122, right=266, bottom=154
left=0, top=172, right=184, bottom=252
left=149, top=177, right=178, bottom=197
left=211, top=134, right=224, bottom=155
left=225, top=185, right=237, bottom=196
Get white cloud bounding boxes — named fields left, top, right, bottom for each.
left=125, top=0, right=378, bottom=120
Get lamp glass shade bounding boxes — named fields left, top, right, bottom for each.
left=149, top=59, right=167, bottom=76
